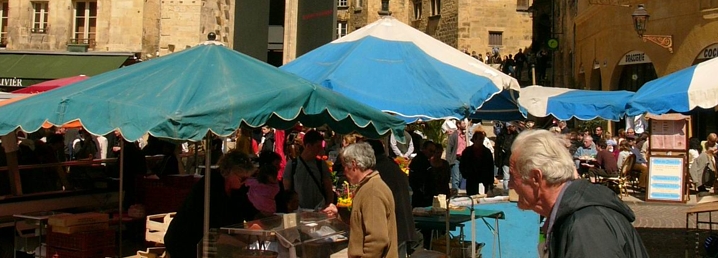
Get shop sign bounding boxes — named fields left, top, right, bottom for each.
left=619, top=50, right=652, bottom=65
left=0, top=77, right=23, bottom=87
left=697, top=43, right=718, bottom=60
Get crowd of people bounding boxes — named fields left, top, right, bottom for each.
left=2, top=119, right=662, bottom=257
left=463, top=47, right=551, bottom=83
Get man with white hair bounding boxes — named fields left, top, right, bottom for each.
left=508, top=130, right=648, bottom=258
left=342, top=142, right=398, bottom=258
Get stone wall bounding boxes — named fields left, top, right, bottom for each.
left=5, top=0, right=143, bottom=52
left=457, top=0, right=532, bottom=58
left=157, top=0, right=201, bottom=56
left=433, top=0, right=458, bottom=48
left=143, top=0, right=162, bottom=58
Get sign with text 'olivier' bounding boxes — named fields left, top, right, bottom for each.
left=647, top=156, right=685, bottom=203
left=296, top=0, right=336, bottom=57
left=0, top=77, right=23, bottom=87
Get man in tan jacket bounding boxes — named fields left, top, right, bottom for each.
left=341, top=142, right=398, bottom=258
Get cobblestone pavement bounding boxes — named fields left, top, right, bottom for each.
left=624, top=193, right=718, bottom=258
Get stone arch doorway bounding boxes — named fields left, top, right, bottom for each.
left=577, top=65, right=586, bottom=89
left=589, top=66, right=601, bottom=90
left=614, top=50, right=657, bottom=133
left=616, top=50, right=657, bottom=92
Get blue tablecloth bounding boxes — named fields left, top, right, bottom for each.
left=448, top=202, right=540, bottom=258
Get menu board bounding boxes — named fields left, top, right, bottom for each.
left=650, top=119, right=687, bottom=151
left=646, top=156, right=685, bottom=203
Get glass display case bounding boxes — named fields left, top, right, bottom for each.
left=217, top=212, right=348, bottom=258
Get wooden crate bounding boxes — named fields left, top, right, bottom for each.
left=46, top=245, right=114, bottom=258
left=146, top=212, right=175, bottom=244
left=47, top=228, right=115, bottom=250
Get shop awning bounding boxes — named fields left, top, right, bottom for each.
left=0, top=53, right=130, bottom=80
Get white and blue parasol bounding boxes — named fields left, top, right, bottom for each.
left=627, top=57, right=718, bottom=116
left=281, top=16, right=520, bottom=122
left=518, top=85, right=635, bottom=121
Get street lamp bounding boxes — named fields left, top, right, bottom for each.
left=631, top=4, right=673, bottom=53
left=631, top=4, right=648, bottom=37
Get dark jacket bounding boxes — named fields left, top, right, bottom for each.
left=375, top=155, right=416, bottom=244
left=408, top=151, right=432, bottom=207
left=495, top=131, right=517, bottom=166
left=164, top=171, right=257, bottom=258
left=548, top=180, right=648, bottom=258
left=459, top=145, right=494, bottom=185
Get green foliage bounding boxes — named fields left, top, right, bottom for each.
left=574, top=119, right=607, bottom=133
left=420, top=120, right=447, bottom=147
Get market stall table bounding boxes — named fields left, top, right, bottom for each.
left=414, top=207, right=504, bottom=258
left=217, top=212, right=348, bottom=258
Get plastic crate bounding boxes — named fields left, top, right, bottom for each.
left=47, top=229, right=115, bottom=251
left=46, top=245, right=114, bottom=258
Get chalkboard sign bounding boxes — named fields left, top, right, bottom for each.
left=646, top=155, right=685, bottom=203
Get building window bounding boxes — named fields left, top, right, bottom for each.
left=1, top=1, right=7, bottom=47
left=338, top=0, right=347, bottom=7
left=414, top=1, right=422, bottom=20
left=355, top=0, right=362, bottom=8
left=337, top=21, right=347, bottom=39
left=516, top=0, right=529, bottom=11
left=489, top=31, right=503, bottom=46
left=32, top=2, right=49, bottom=33
left=72, top=1, right=97, bottom=46
left=430, top=0, right=440, bottom=16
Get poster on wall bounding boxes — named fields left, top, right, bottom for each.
left=646, top=156, right=685, bottom=203
left=649, top=118, right=687, bottom=151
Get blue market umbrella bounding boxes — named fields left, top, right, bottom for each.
left=627, top=57, right=718, bottom=116
left=470, top=89, right=526, bottom=121
left=0, top=40, right=406, bottom=258
left=281, top=16, right=520, bottom=123
left=0, top=42, right=405, bottom=140
left=518, top=85, right=635, bottom=121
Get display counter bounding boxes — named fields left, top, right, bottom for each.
left=217, top=212, right=348, bottom=258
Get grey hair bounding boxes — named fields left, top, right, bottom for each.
left=584, top=135, right=593, bottom=142
left=340, top=142, right=376, bottom=171
left=511, top=130, right=575, bottom=185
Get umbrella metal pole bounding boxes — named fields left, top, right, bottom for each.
left=194, top=143, right=199, bottom=175
left=202, top=133, right=212, bottom=258
left=118, top=140, right=125, bottom=258
left=446, top=196, right=450, bottom=256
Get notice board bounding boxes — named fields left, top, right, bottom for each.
left=648, top=114, right=689, bottom=151
left=646, top=155, right=685, bottom=203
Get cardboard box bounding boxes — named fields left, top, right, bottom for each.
left=51, top=222, right=109, bottom=234
left=48, top=212, right=109, bottom=227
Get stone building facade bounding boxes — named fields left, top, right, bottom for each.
left=0, top=0, right=229, bottom=57
left=533, top=0, right=718, bottom=138
left=284, top=0, right=533, bottom=64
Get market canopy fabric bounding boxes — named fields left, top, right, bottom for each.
left=0, top=42, right=406, bottom=142
left=11, top=75, right=89, bottom=93
left=280, top=16, right=520, bottom=123
left=518, top=85, right=635, bottom=121
left=469, top=90, right=526, bottom=121
left=0, top=52, right=129, bottom=79
left=626, top=57, right=718, bottom=116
